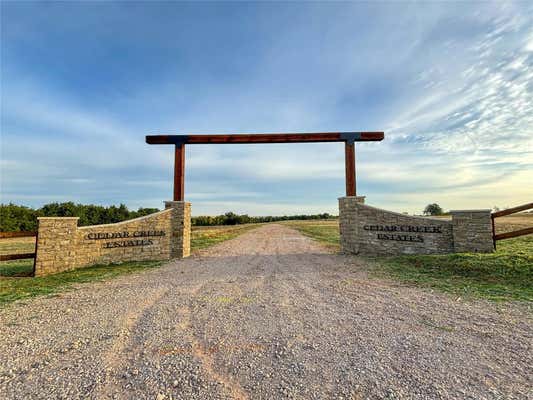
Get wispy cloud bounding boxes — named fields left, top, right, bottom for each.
left=1, top=2, right=531, bottom=215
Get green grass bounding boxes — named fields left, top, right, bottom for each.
left=0, top=260, right=164, bottom=307
left=286, top=220, right=532, bottom=302
left=0, top=259, right=34, bottom=277
left=374, top=236, right=533, bottom=302
left=0, top=223, right=261, bottom=307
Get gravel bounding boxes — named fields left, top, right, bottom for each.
left=0, top=224, right=531, bottom=399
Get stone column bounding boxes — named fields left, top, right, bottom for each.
left=164, top=201, right=191, bottom=258
left=34, top=217, right=79, bottom=276
left=338, top=196, right=366, bottom=254
left=451, top=210, right=494, bottom=253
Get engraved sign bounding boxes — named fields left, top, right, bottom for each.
left=85, top=230, right=166, bottom=248
left=363, top=225, right=443, bottom=243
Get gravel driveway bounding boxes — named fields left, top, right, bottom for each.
left=0, top=224, right=531, bottom=399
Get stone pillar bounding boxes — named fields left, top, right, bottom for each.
left=164, top=201, right=191, bottom=258
left=338, top=196, right=365, bottom=254
left=451, top=210, right=494, bottom=253
left=34, top=217, right=79, bottom=276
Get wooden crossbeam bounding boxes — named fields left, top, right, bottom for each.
left=146, top=132, right=383, bottom=145
left=146, top=132, right=384, bottom=201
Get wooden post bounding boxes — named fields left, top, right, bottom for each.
left=174, top=144, right=185, bottom=201
left=146, top=132, right=384, bottom=199
left=345, top=142, right=356, bottom=196
left=491, top=214, right=496, bottom=250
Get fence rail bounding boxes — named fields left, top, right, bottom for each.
left=0, top=252, right=36, bottom=261
left=0, top=231, right=37, bottom=239
left=491, top=202, right=533, bottom=247
left=494, top=227, right=533, bottom=241
left=492, top=202, right=533, bottom=218
left=0, top=231, right=37, bottom=270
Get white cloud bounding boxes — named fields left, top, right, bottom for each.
left=1, top=3, right=532, bottom=215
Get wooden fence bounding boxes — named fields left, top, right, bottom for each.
left=491, top=202, right=533, bottom=248
left=0, top=231, right=37, bottom=261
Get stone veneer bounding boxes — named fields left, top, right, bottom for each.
left=339, top=197, right=494, bottom=255
left=450, top=210, right=493, bottom=253
left=34, top=201, right=191, bottom=276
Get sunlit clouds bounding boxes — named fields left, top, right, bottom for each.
left=1, top=2, right=532, bottom=215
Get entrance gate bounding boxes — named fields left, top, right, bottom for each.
left=15, top=130, right=509, bottom=278
left=145, top=132, right=384, bottom=201
left=145, top=131, right=503, bottom=256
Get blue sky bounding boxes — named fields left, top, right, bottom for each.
left=1, top=2, right=532, bottom=215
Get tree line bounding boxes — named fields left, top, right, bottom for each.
left=192, top=212, right=333, bottom=226
left=0, top=203, right=160, bottom=231
left=0, top=203, right=335, bottom=232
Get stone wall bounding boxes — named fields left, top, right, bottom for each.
left=165, top=201, right=191, bottom=258
left=450, top=210, right=494, bottom=253
left=34, top=201, right=191, bottom=276
left=34, top=218, right=79, bottom=276
left=339, top=196, right=368, bottom=254
left=339, top=197, right=495, bottom=255
left=339, top=197, right=454, bottom=255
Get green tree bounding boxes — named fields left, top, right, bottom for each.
left=2, top=202, right=343, bottom=230
left=423, top=203, right=444, bottom=216
left=223, top=212, right=239, bottom=225
left=133, top=207, right=160, bottom=218
left=0, top=203, right=37, bottom=231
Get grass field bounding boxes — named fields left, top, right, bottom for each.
left=0, top=224, right=261, bottom=306
left=285, top=215, right=533, bottom=302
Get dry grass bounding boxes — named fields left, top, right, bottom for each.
left=493, top=214, right=533, bottom=233
left=431, top=214, right=532, bottom=231
left=0, top=236, right=36, bottom=256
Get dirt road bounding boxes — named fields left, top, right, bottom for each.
left=0, top=224, right=531, bottom=399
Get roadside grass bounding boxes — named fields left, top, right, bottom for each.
left=0, top=260, right=164, bottom=307
left=0, top=259, right=34, bottom=277
left=282, top=220, right=340, bottom=249
left=0, top=224, right=261, bottom=307
left=286, top=218, right=533, bottom=302
left=191, top=223, right=263, bottom=251
left=370, top=235, right=532, bottom=302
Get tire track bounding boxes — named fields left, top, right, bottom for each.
left=174, top=285, right=250, bottom=400
left=94, top=286, right=169, bottom=398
